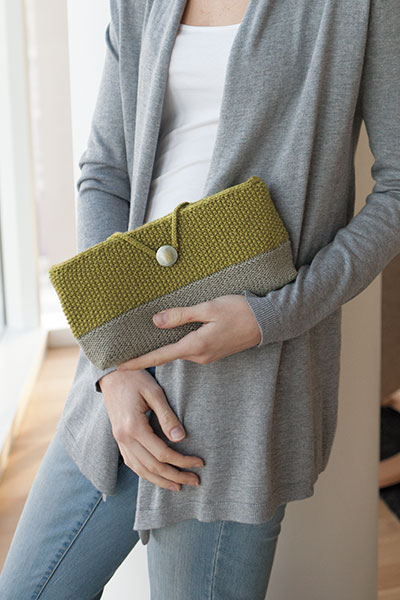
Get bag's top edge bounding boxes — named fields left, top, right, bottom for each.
left=49, top=175, right=270, bottom=275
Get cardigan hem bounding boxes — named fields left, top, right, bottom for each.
left=133, top=475, right=321, bottom=546
left=56, top=417, right=326, bottom=548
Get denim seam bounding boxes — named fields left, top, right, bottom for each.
left=32, top=491, right=104, bottom=600
left=209, top=520, right=224, bottom=600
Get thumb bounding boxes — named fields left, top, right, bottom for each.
left=153, top=306, right=190, bottom=328
left=153, top=301, right=212, bottom=328
left=149, top=389, right=186, bottom=442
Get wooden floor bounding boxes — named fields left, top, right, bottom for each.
left=0, top=346, right=78, bottom=569
left=0, top=346, right=399, bottom=598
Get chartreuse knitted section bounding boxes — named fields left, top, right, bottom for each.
left=49, top=176, right=293, bottom=343
left=78, top=241, right=297, bottom=369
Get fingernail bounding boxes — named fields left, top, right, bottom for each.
left=170, top=426, right=185, bottom=440
left=154, top=311, right=167, bottom=325
left=169, top=484, right=180, bottom=492
left=194, top=461, right=205, bottom=468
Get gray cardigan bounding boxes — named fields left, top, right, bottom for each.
left=55, top=0, right=400, bottom=546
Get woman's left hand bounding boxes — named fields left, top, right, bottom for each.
left=117, top=294, right=262, bottom=371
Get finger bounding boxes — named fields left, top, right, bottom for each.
left=128, top=439, right=201, bottom=488
left=120, top=446, right=182, bottom=491
left=118, top=397, right=205, bottom=468
left=118, top=330, right=199, bottom=371
left=153, top=301, right=215, bottom=329
left=115, top=405, right=204, bottom=469
left=138, top=423, right=205, bottom=470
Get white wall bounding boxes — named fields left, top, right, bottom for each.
left=67, top=0, right=109, bottom=190
left=67, top=3, right=380, bottom=598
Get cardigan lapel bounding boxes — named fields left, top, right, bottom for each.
left=128, top=0, right=260, bottom=231
left=129, top=0, right=188, bottom=230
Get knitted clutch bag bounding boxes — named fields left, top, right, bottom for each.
left=48, top=175, right=297, bottom=370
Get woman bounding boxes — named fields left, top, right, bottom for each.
left=1, top=0, right=399, bottom=598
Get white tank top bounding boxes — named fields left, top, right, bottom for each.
left=143, top=22, right=241, bottom=224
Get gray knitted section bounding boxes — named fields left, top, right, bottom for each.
left=78, top=240, right=297, bottom=369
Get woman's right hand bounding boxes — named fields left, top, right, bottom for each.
left=98, top=368, right=204, bottom=491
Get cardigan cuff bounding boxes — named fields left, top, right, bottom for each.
left=240, top=290, right=283, bottom=348
left=92, top=364, right=157, bottom=393
left=92, top=364, right=119, bottom=393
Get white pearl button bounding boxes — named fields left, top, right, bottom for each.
left=156, top=245, right=178, bottom=266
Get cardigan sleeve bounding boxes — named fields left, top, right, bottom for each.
left=241, top=0, right=400, bottom=348
left=75, top=1, right=130, bottom=393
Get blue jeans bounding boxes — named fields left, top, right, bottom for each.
left=0, top=389, right=287, bottom=599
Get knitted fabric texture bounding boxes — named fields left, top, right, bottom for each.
left=49, top=176, right=298, bottom=369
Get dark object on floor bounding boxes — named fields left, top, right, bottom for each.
left=379, top=406, right=400, bottom=522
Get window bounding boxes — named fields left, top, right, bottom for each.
left=0, top=204, right=5, bottom=338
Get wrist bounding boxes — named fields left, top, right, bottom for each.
left=98, top=369, right=119, bottom=392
